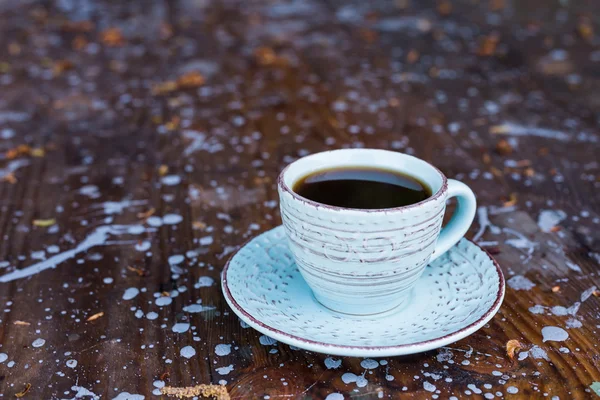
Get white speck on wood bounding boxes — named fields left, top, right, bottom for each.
left=123, top=288, right=140, bottom=300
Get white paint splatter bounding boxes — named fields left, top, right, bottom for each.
left=66, top=359, right=77, bottom=368
left=504, top=228, right=537, bottom=263
left=172, top=323, right=190, bottom=333
left=155, top=296, right=172, bottom=306
left=341, top=373, right=357, bottom=384
left=506, top=386, right=518, bottom=394
left=375, top=16, right=432, bottom=33
left=491, top=123, right=572, bottom=141
left=112, top=393, right=145, bottom=400
left=529, top=345, right=550, bottom=360
left=472, top=206, right=501, bottom=242
left=123, top=288, right=140, bottom=300
left=538, top=210, right=567, bottom=232
left=195, top=276, right=214, bottom=288
left=325, top=394, right=344, bottom=400
left=566, top=318, right=582, bottom=329
left=0, top=225, right=142, bottom=283
left=79, top=185, right=101, bottom=198
left=360, top=359, right=379, bottom=369
left=135, top=241, right=151, bottom=252
left=581, top=286, right=598, bottom=302
left=180, top=346, right=196, bottom=359
left=199, top=236, right=214, bottom=246
left=0, top=353, right=7, bottom=363
left=259, top=335, right=277, bottom=346
left=62, top=386, right=100, bottom=400
left=32, top=338, right=45, bottom=348
left=467, top=384, right=482, bottom=394
left=325, top=357, right=341, bottom=369
left=507, top=275, right=536, bottom=291
left=147, top=216, right=163, bottom=227
left=566, top=261, right=582, bottom=273
left=0, top=159, right=30, bottom=180
left=216, top=364, right=234, bottom=375
left=423, top=382, right=436, bottom=392
left=215, top=344, right=231, bottom=356
left=162, top=214, right=183, bottom=225
left=161, top=175, right=181, bottom=186
left=146, top=312, right=158, bottom=320
left=529, top=305, right=546, bottom=314
left=542, top=326, right=569, bottom=342
left=94, top=199, right=147, bottom=215
left=437, top=348, right=453, bottom=362
left=182, top=304, right=215, bottom=313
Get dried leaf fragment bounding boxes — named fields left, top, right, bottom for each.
left=523, top=167, right=535, bottom=177
left=72, top=35, right=88, bottom=51
left=158, top=165, right=169, bottom=176
left=160, top=371, right=170, bottom=381
left=127, top=266, right=146, bottom=277
left=30, top=148, right=45, bottom=157
left=552, top=286, right=560, bottom=293
left=137, top=208, right=156, bottom=220
left=502, top=193, right=517, bottom=207
left=86, top=312, right=104, bottom=322
left=577, top=17, right=594, bottom=40
left=506, top=339, right=524, bottom=360
left=13, top=321, right=31, bottom=326
left=161, top=384, right=230, bottom=400
left=15, top=383, right=31, bottom=398
left=53, top=60, right=74, bottom=76
left=477, top=33, right=500, bottom=56
left=152, top=81, right=178, bottom=95
left=495, top=139, right=513, bottom=155
left=406, top=49, right=420, bottom=64
left=61, top=20, right=94, bottom=33
left=33, top=218, right=56, bottom=227
left=437, top=0, right=452, bottom=16
left=165, top=116, right=180, bottom=131
left=177, top=72, right=205, bottom=89
left=593, top=290, right=600, bottom=298
left=193, top=221, right=207, bottom=230
left=2, top=172, right=17, bottom=184
left=254, top=47, right=277, bottom=66
left=100, top=27, right=125, bottom=47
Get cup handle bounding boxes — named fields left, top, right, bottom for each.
left=429, top=179, right=477, bottom=262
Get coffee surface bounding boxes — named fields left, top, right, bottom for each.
left=292, top=167, right=431, bottom=209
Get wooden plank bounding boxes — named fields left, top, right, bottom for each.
left=0, top=0, right=598, bottom=399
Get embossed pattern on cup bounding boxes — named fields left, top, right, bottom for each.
left=277, top=149, right=457, bottom=315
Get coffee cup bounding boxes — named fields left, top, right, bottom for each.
left=277, top=148, right=476, bottom=315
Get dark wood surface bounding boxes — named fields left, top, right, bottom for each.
left=1, top=0, right=599, bottom=398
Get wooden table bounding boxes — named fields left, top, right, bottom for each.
left=0, top=0, right=599, bottom=398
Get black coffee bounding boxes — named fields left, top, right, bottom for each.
left=293, top=167, right=431, bottom=209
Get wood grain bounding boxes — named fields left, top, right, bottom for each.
left=0, top=0, right=599, bottom=399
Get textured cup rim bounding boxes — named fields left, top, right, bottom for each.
left=277, top=149, right=449, bottom=213
left=221, top=234, right=505, bottom=353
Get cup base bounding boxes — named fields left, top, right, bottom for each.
left=312, top=289, right=413, bottom=317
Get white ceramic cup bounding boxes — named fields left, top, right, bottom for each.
left=277, top=148, right=477, bottom=315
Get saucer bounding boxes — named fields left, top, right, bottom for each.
left=222, top=226, right=505, bottom=357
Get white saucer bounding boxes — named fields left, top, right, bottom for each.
left=222, top=226, right=505, bottom=357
